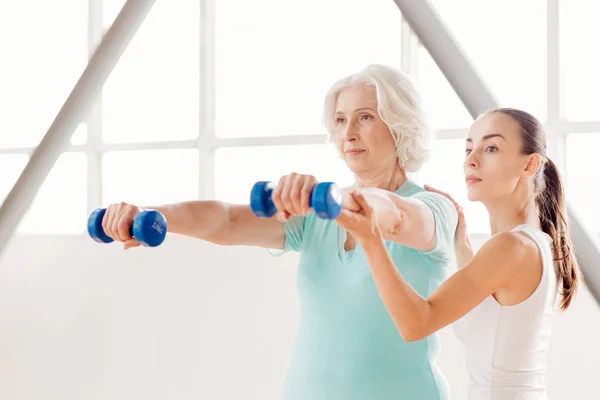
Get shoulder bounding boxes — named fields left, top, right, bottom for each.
left=479, top=231, right=539, bottom=269
left=406, top=189, right=458, bottom=231
left=409, top=188, right=455, bottom=209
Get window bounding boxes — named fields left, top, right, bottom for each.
left=0, top=0, right=88, bottom=148
left=421, top=0, right=547, bottom=124
left=565, top=133, right=600, bottom=230
left=19, top=153, right=88, bottom=234
left=102, top=149, right=199, bottom=206
left=417, top=139, right=489, bottom=235
left=101, top=1, right=200, bottom=143
left=561, top=0, right=600, bottom=121
left=214, top=0, right=403, bottom=138
left=214, top=144, right=355, bottom=204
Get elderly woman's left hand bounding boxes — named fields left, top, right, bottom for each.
left=336, top=188, right=383, bottom=242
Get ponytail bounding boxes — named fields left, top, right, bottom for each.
left=536, top=158, right=581, bottom=310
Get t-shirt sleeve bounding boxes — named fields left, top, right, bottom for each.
left=267, top=215, right=306, bottom=256
left=411, top=191, right=458, bottom=264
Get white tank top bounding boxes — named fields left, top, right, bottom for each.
left=452, top=224, right=558, bottom=400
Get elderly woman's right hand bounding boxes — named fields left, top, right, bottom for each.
left=102, top=202, right=143, bottom=249
left=271, top=173, right=360, bottom=221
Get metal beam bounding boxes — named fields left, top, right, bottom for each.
left=392, top=0, right=600, bottom=304
left=0, top=0, right=156, bottom=258
left=392, top=0, right=498, bottom=118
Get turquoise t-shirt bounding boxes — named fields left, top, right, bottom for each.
left=271, top=180, right=458, bottom=400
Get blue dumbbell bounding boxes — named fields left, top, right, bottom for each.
left=87, top=208, right=168, bottom=247
left=250, top=181, right=343, bottom=219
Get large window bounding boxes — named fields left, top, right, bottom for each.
left=2, top=1, right=599, bottom=237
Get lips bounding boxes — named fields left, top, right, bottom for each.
left=465, top=175, right=482, bottom=184
left=345, top=149, right=365, bottom=155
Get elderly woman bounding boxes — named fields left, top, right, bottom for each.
left=102, top=64, right=458, bottom=400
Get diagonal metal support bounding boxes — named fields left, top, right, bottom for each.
left=393, top=0, right=600, bottom=304
left=0, top=0, right=156, bottom=259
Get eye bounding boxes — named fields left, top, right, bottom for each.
left=335, top=117, right=345, bottom=124
left=485, top=146, right=498, bottom=153
left=465, top=148, right=472, bottom=155
left=361, top=114, right=373, bottom=121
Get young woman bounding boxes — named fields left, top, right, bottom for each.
left=336, top=108, right=581, bottom=399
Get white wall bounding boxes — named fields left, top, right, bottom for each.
left=0, top=234, right=598, bottom=399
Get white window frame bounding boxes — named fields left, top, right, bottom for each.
left=1, top=0, right=599, bottom=232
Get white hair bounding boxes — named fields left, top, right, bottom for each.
left=322, top=64, right=433, bottom=172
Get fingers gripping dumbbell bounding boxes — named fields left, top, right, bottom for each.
left=250, top=181, right=343, bottom=219
left=87, top=208, right=167, bottom=247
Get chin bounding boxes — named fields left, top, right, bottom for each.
left=466, top=187, right=483, bottom=202
left=345, top=160, right=368, bottom=174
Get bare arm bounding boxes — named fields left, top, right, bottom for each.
left=360, top=231, right=535, bottom=342
left=149, top=202, right=285, bottom=248
left=102, top=201, right=286, bottom=249
left=355, top=188, right=455, bottom=252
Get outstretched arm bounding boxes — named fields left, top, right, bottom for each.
left=102, top=201, right=285, bottom=250
left=361, top=231, right=532, bottom=341
left=336, top=189, right=534, bottom=342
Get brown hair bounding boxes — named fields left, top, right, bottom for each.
left=490, top=108, right=581, bottom=310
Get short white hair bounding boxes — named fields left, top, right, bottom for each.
left=322, top=64, right=433, bottom=172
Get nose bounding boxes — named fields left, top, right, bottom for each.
left=342, top=118, right=359, bottom=142
left=464, top=150, right=478, bottom=169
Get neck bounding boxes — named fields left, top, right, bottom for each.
left=354, top=163, right=407, bottom=192
left=484, top=182, right=540, bottom=235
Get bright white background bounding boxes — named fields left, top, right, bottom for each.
left=0, top=0, right=598, bottom=399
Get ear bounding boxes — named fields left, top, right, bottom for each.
left=523, top=153, right=542, bottom=177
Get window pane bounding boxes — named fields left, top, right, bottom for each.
left=417, top=47, right=473, bottom=130
left=214, top=144, right=355, bottom=204
left=417, top=139, right=489, bottom=234
left=102, top=1, right=200, bottom=143
left=420, top=0, right=547, bottom=127
left=0, top=155, right=29, bottom=204
left=566, top=133, right=600, bottom=230
left=215, top=0, right=402, bottom=138
left=102, top=149, right=199, bottom=206
left=0, top=1, right=88, bottom=148
left=18, top=152, right=88, bottom=234
left=561, top=1, right=600, bottom=121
